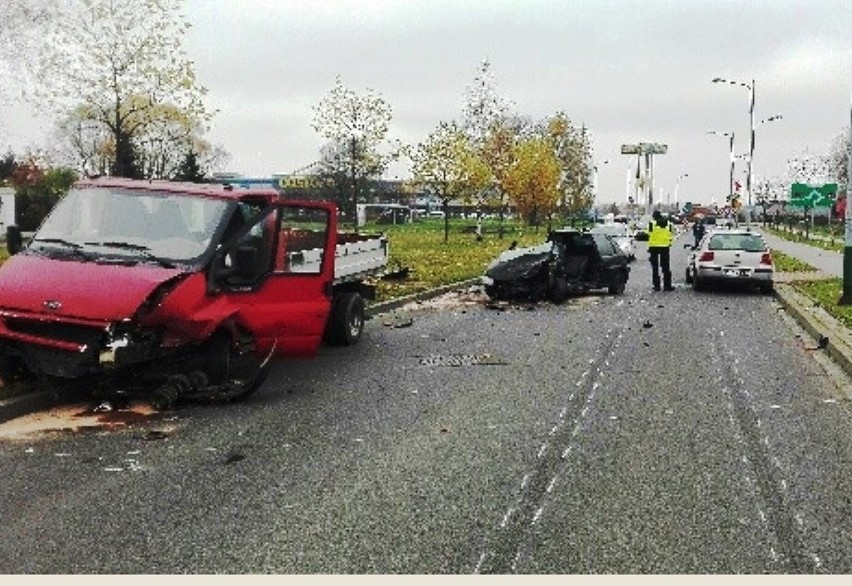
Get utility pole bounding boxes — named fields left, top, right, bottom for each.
left=841, top=92, right=852, bottom=305
left=746, top=79, right=755, bottom=228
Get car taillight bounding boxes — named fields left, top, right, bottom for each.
left=760, top=252, right=772, bottom=265
left=698, top=251, right=714, bottom=262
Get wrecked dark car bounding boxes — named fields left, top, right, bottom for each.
left=482, top=229, right=630, bottom=303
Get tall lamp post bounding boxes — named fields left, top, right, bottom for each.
left=841, top=93, right=852, bottom=305
left=592, top=160, right=609, bottom=220
left=673, top=173, right=689, bottom=211
left=712, top=78, right=784, bottom=227
left=708, top=130, right=735, bottom=206
left=592, top=160, right=610, bottom=200
left=713, top=77, right=754, bottom=223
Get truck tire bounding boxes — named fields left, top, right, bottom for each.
left=327, top=292, right=365, bottom=346
left=204, top=331, right=268, bottom=401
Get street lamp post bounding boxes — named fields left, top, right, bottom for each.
left=712, top=78, right=781, bottom=228
left=841, top=93, right=852, bottom=305
left=674, top=173, right=689, bottom=211
left=713, top=77, right=754, bottom=224
left=708, top=130, right=735, bottom=206
left=592, top=160, right=609, bottom=201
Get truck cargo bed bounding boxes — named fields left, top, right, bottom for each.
left=287, top=232, right=388, bottom=282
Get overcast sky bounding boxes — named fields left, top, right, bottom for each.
left=4, top=0, right=852, bottom=206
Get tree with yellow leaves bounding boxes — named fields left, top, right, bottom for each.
left=547, top=112, right=594, bottom=221
left=503, top=137, right=562, bottom=229
left=411, top=121, right=491, bottom=243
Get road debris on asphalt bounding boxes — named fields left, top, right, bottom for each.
left=419, top=353, right=507, bottom=367
left=0, top=401, right=161, bottom=441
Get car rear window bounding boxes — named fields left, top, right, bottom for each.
left=591, top=225, right=627, bottom=237
left=708, top=233, right=766, bottom=252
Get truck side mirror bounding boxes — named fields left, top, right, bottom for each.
left=6, top=225, right=22, bottom=255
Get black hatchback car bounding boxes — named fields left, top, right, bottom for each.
left=482, top=228, right=630, bottom=303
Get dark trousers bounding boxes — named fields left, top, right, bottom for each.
left=649, top=246, right=672, bottom=290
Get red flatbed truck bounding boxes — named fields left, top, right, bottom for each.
left=0, top=177, right=388, bottom=405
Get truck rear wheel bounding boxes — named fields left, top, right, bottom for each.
left=327, top=292, right=365, bottom=346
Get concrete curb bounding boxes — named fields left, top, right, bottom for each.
left=366, top=278, right=482, bottom=317
left=773, top=283, right=852, bottom=379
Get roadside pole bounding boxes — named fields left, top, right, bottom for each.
left=841, top=92, right=852, bottom=305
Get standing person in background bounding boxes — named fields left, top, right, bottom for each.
left=692, top=216, right=706, bottom=247
left=648, top=210, right=675, bottom=291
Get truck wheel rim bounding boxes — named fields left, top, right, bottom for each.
left=349, top=313, right=363, bottom=337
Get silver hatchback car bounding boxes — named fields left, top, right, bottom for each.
left=685, top=228, right=774, bottom=293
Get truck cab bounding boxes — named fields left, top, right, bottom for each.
left=0, top=177, right=376, bottom=405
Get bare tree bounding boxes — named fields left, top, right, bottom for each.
left=828, top=128, right=850, bottom=192
left=312, top=76, right=394, bottom=228
left=461, top=59, right=526, bottom=237
left=0, top=0, right=58, bottom=140
left=31, top=0, right=213, bottom=178
left=462, top=59, right=513, bottom=143
left=0, top=0, right=56, bottom=83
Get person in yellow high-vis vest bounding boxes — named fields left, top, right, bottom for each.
left=647, top=210, right=675, bottom=291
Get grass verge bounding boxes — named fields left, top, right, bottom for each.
left=764, top=226, right=844, bottom=253
left=790, top=278, right=852, bottom=329
left=772, top=250, right=817, bottom=273
left=372, top=219, right=551, bottom=301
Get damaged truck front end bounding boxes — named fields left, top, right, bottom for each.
left=0, top=178, right=339, bottom=406
left=0, top=265, right=218, bottom=400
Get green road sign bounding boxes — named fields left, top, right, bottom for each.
left=788, top=183, right=838, bottom=208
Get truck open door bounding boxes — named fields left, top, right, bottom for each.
left=210, top=200, right=338, bottom=358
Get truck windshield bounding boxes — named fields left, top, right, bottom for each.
left=33, top=187, right=230, bottom=264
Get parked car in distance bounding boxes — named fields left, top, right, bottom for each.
left=482, top=228, right=630, bottom=303
left=685, top=228, right=773, bottom=293
left=589, top=223, right=636, bottom=261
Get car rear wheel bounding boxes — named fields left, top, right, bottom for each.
left=692, top=275, right=704, bottom=291
left=684, top=266, right=693, bottom=284
left=759, top=282, right=774, bottom=295
left=550, top=276, right=569, bottom=304
left=608, top=271, right=627, bottom=295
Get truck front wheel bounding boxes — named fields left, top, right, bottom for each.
left=203, top=330, right=268, bottom=401
left=327, top=292, right=365, bottom=346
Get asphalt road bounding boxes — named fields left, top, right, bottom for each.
left=1, top=232, right=851, bottom=573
